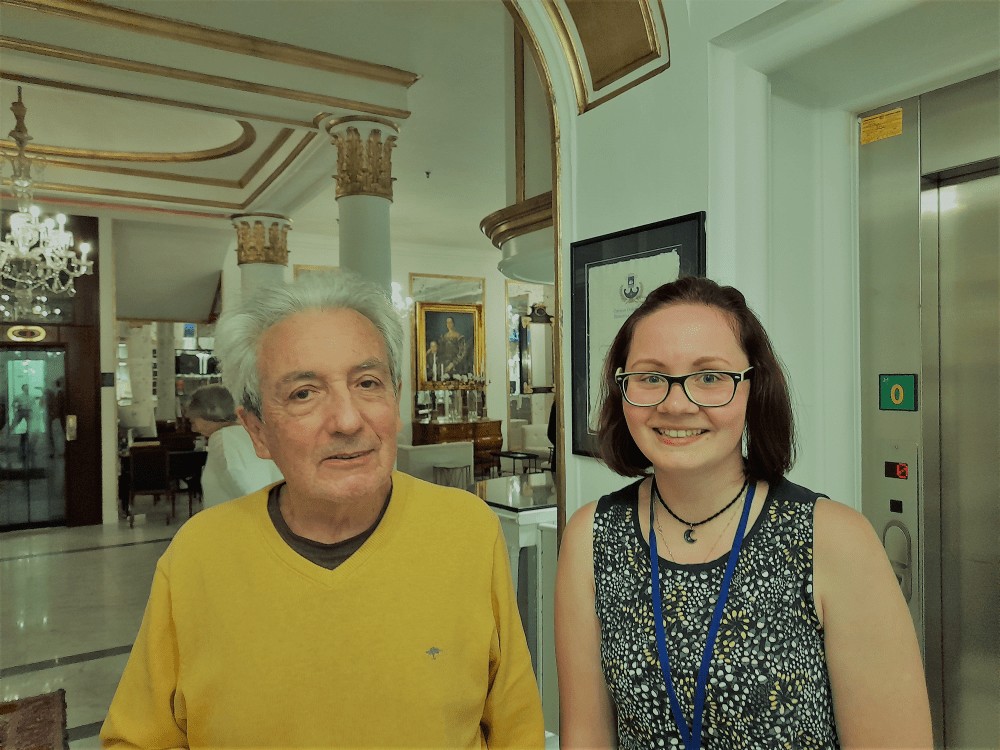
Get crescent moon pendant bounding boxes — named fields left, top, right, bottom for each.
left=683, top=528, right=697, bottom=544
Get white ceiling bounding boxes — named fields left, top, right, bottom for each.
left=0, top=0, right=513, bottom=320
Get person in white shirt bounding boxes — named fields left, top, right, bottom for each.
left=186, top=384, right=283, bottom=507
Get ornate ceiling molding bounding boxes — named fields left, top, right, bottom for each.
left=0, top=121, right=257, bottom=163
left=0, top=37, right=412, bottom=120
left=479, top=192, right=553, bottom=249
left=539, top=0, right=670, bottom=114
left=2, top=132, right=319, bottom=211
left=1, top=0, right=420, bottom=88
left=13, top=129, right=294, bottom=189
left=1, top=72, right=320, bottom=129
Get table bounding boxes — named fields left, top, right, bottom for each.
left=476, top=472, right=557, bottom=683
left=491, top=450, right=541, bottom=476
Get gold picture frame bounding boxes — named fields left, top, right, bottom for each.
left=415, top=302, right=485, bottom=391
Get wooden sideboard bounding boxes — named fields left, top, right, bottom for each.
left=412, top=419, right=503, bottom=477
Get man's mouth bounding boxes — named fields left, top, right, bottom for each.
left=654, top=428, right=707, bottom=438
left=325, top=449, right=372, bottom=461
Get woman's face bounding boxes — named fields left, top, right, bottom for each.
left=622, top=302, right=750, bottom=478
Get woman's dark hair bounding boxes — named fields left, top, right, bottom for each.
left=596, top=276, right=795, bottom=483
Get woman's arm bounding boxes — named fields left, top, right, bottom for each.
left=814, top=498, right=933, bottom=749
left=555, top=501, right=618, bottom=749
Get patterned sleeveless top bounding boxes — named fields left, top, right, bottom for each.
left=594, top=478, right=841, bottom=750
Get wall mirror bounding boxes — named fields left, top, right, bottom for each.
left=409, top=273, right=486, bottom=422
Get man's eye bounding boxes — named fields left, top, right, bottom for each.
left=358, top=378, right=382, bottom=390
left=291, top=389, right=312, bottom=400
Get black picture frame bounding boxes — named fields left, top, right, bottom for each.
left=570, top=212, right=706, bottom=456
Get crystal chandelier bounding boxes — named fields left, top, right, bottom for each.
left=1, top=87, right=92, bottom=298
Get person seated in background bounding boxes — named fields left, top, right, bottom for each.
left=185, top=383, right=283, bottom=507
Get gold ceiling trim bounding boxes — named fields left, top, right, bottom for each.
left=0, top=37, right=412, bottom=120
left=3, top=0, right=420, bottom=88
left=566, top=0, right=658, bottom=91
left=240, top=131, right=318, bottom=208
left=323, top=114, right=401, bottom=134
left=540, top=0, right=587, bottom=115
left=14, top=128, right=294, bottom=188
left=479, top=191, right=553, bottom=250
left=1, top=72, right=319, bottom=129
left=2, top=132, right=318, bottom=211
left=0, top=121, right=257, bottom=164
left=535, top=0, right=669, bottom=114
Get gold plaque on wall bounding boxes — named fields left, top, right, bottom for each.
left=6, top=325, right=47, bottom=342
left=860, top=108, right=904, bottom=145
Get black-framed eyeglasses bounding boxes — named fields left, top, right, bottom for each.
left=614, top=366, right=753, bottom=408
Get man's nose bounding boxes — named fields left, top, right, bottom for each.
left=321, top=389, right=365, bottom=434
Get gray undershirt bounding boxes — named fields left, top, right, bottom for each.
left=266, top=483, right=390, bottom=570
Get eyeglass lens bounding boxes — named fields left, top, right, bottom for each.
left=621, top=372, right=738, bottom=407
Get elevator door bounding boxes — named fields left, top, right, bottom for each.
left=1, top=347, right=67, bottom=528
left=933, top=173, right=999, bottom=750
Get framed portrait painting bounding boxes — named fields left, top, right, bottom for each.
left=570, top=212, right=706, bottom=456
left=415, top=302, right=485, bottom=390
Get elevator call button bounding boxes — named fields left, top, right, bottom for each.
left=885, top=461, right=909, bottom=480
left=879, top=374, right=917, bottom=411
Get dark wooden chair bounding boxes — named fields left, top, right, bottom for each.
left=159, top=433, right=197, bottom=452
left=127, top=446, right=175, bottom=527
left=169, top=450, right=207, bottom=518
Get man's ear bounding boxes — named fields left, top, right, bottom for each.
left=237, top=406, right=272, bottom=460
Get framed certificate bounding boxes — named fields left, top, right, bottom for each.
left=570, top=212, right=706, bottom=456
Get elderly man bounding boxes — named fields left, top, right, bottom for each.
left=102, top=272, right=543, bottom=748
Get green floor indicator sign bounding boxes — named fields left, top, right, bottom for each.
left=879, top=374, right=917, bottom=411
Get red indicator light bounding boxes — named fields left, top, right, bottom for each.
left=896, top=463, right=908, bottom=479
left=884, top=461, right=910, bottom=479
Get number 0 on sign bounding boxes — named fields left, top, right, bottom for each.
left=879, top=374, right=917, bottom=411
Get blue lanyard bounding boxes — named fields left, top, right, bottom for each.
left=648, top=480, right=756, bottom=750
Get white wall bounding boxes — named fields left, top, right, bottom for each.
left=519, top=0, right=994, bottom=520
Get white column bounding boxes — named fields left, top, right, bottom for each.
left=231, top=213, right=291, bottom=297
left=326, top=117, right=399, bottom=291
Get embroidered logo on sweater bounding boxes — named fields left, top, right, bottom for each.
left=425, top=647, right=442, bottom=660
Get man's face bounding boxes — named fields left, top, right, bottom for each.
left=241, top=308, right=401, bottom=508
left=428, top=341, right=438, bottom=354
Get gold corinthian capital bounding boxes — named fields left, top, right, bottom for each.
left=230, top=213, right=292, bottom=265
left=329, top=125, right=397, bottom=200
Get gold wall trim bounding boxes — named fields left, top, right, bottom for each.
left=0, top=37, right=412, bottom=120
left=4, top=0, right=420, bottom=88
left=539, top=0, right=587, bottom=114
left=1, top=72, right=318, bottom=129
left=20, top=128, right=294, bottom=188
left=0, top=121, right=257, bottom=164
left=585, top=62, right=669, bottom=112
left=514, top=29, right=526, bottom=204
left=479, top=191, right=553, bottom=249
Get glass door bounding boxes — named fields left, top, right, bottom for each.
left=1, top=347, right=67, bottom=529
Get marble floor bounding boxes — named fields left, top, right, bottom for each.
left=1, top=515, right=561, bottom=748
left=0, top=518, right=178, bottom=747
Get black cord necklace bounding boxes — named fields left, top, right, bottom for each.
left=653, top=476, right=750, bottom=544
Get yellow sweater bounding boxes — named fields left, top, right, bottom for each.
left=101, top=472, right=543, bottom=749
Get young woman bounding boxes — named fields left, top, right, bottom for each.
left=555, top=277, right=932, bottom=749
